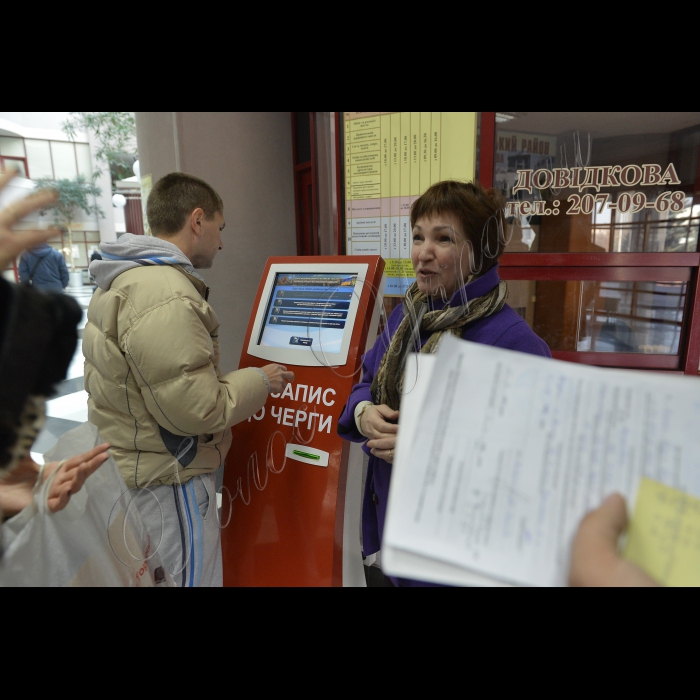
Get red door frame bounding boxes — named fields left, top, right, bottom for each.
left=292, top=112, right=345, bottom=256
left=296, top=167, right=315, bottom=254
left=291, top=112, right=318, bottom=256
left=478, top=112, right=496, bottom=189
left=334, top=111, right=344, bottom=255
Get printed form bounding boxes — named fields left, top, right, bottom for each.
left=383, top=335, right=700, bottom=586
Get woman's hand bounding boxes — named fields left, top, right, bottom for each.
left=45, top=443, right=111, bottom=513
left=362, top=404, right=399, bottom=464
left=261, top=364, right=295, bottom=394
left=0, top=443, right=110, bottom=518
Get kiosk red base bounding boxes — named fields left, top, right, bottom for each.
left=221, top=256, right=385, bottom=586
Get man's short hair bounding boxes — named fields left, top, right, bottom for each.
left=147, top=172, right=223, bottom=236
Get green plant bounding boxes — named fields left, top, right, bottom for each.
left=34, top=175, right=103, bottom=270
left=62, top=112, right=137, bottom=183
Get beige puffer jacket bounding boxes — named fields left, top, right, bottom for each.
left=83, top=264, right=267, bottom=488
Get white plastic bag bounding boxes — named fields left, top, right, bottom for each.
left=0, top=422, right=174, bottom=587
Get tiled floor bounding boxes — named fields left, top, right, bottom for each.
left=46, top=390, right=89, bottom=423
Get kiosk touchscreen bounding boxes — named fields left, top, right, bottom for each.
left=247, top=265, right=365, bottom=367
left=221, top=256, right=385, bottom=586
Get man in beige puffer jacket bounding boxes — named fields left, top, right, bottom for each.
left=84, top=173, right=293, bottom=586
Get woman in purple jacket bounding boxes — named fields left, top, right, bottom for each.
left=338, top=180, right=551, bottom=586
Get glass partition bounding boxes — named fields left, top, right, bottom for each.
left=507, top=277, right=688, bottom=355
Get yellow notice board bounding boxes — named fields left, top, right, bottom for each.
left=343, top=112, right=477, bottom=296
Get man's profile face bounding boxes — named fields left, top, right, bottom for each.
left=193, top=211, right=225, bottom=269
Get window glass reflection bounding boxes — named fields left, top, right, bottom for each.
left=50, top=141, right=77, bottom=179
left=508, top=279, right=687, bottom=354
left=0, top=137, right=26, bottom=157
left=24, top=139, right=53, bottom=179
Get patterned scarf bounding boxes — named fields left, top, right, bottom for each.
left=371, top=280, right=508, bottom=411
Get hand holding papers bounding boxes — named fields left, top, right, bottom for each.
left=569, top=492, right=659, bottom=587
left=383, top=335, right=700, bottom=586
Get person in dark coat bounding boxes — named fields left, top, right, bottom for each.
left=19, top=242, right=69, bottom=291
left=89, top=249, right=102, bottom=292
left=337, top=180, right=552, bottom=586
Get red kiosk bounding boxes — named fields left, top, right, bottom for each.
left=221, top=256, right=385, bottom=586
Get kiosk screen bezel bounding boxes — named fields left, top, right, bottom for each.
left=246, top=262, right=369, bottom=367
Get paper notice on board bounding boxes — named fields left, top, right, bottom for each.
left=383, top=334, right=700, bottom=587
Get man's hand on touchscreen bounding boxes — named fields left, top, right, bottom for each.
left=262, top=364, right=295, bottom=394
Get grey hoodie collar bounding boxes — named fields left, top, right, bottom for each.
left=89, top=233, right=204, bottom=290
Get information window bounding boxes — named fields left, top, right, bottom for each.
left=495, top=112, right=700, bottom=254
left=490, top=111, right=700, bottom=374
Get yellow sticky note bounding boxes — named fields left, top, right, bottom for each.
left=624, top=478, right=700, bottom=587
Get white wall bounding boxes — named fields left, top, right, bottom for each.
left=0, top=112, right=86, bottom=142
left=0, top=112, right=73, bottom=131
left=113, top=204, right=126, bottom=233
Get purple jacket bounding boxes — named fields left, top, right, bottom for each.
left=337, top=266, right=551, bottom=585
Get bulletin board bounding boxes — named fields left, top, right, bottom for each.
left=343, top=112, right=477, bottom=296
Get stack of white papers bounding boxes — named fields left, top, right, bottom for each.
left=383, top=335, right=700, bottom=586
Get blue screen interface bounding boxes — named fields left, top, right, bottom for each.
left=258, top=272, right=357, bottom=354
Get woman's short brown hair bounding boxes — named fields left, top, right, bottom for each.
left=410, top=180, right=506, bottom=275
left=147, top=172, right=223, bottom=236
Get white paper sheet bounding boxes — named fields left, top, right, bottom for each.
left=383, top=353, right=512, bottom=586
left=383, top=335, right=700, bottom=587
